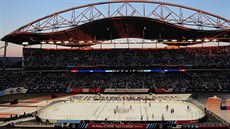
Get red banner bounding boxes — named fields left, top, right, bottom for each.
left=79, top=88, right=89, bottom=93
left=88, top=123, right=147, bottom=128
left=71, top=88, right=79, bottom=93
left=153, top=88, right=173, bottom=93
left=104, top=88, right=148, bottom=93
left=176, top=120, right=198, bottom=124
left=89, top=88, right=101, bottom=93
left=67, top=88, right=101, bottom=93
left=154, top=88, right=165, bottom=93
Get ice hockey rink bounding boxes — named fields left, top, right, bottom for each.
left=38, top=94, right=205, bottom=121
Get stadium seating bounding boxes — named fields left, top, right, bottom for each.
left=0, top=46, right=229, bottom=92
left=23, top=46, right=230, bottom=69
left=0, top=71, right=229, bottom=91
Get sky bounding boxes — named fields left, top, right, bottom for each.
left=0, top=0, right=229, bottom=57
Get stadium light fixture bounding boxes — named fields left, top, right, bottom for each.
left=195, top=39, right=202, bottom=42
left=48, top=41, right=54, bottom=44
left=152, top=40, right=158, bottom=43
left=187, top=39, right=194, bottom=42
left=88, top=40, right=93, bottom=43
left=212, top=39, right=218, bottom=42
left=22, top=42, right=28, bottom=45
left=79, top=40, right=84, bottom=43
left=204, top=39, right=210, bottom=42
left=56, top=41, right=62, bottom=44
left=64, top=41, right=69, bottom=44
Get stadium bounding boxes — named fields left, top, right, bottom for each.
left=0, top=0, right=230, bottom=128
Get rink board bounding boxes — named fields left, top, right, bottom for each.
left=38, top=94, right=205, bottom=121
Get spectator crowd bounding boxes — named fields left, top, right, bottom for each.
left=23, top=46, right=230, bottom=69
left=0, top=46, right=229, bottom=92
left=0, top=71, right=229, bottom=91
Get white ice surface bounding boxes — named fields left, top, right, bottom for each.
left=38, top=100, right=205, bottom=121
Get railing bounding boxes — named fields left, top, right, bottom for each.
left=182, top=122, right=228, bottom=128
left=206, top=110, right=230, bottom=127
left=36, top=99, right=67, bottom=114
left=187, top=99, right=206, bottom=111
left=0, top=100, right=67, bottom=127
left=0, top=117, right=35, bottom=127
left=186, top=99, right=230, bottom=128
left=23, top=97, right=230, bottom=129
left=35, top=99, right=69, bottom=122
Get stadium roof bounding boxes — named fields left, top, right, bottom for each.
left=1, top=0, right=230, bottom=47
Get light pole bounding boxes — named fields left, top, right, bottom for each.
left=22, top=42, right=28, bottom=75
left=107, top=27, right=113, bottom=48
left=1, top=41, right=8, bottom=72
left=142, top=26, right=146, bottom=48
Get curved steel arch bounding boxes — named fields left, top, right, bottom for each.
left=11, top=0, right=230, bottom=34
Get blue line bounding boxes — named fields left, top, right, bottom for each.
left=139, top=101, right=142, bottom=117
left=96, top=101, right=108, bottom=120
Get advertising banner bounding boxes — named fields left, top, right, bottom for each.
left=27, top=88, right=67, bottom=93
left=176, top=120, right=198, bottom=124
left=67, top=88, right=101, bottom=93
left=3, top=87, right=28, bottom=95
left=89, top=88, right=101, bottom=93
left=88, top=123, right=147, bottom=128
left=80, top=88, right=89, bottom=93
left=67, top=88, right=77, bottom=93
left=154, top=88, right=165, bottom=93
left=164, top=88, right=173, bottom=93
left=104, top=88, right=148, bottom=93
left=0, top=90, right=5, bottom=97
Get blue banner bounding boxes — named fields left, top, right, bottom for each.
left=0, top=90, right=5, bottom=97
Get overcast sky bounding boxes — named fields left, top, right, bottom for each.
left=0, top=0, right=229, bottom=57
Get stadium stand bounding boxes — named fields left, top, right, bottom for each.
left=0, top=60, right=2, bottom=68
left=1, top=0, right=230, bottom=128
left=0, top=71, right=229, bottom=92
left=23, top=46, right=230, bottom=70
